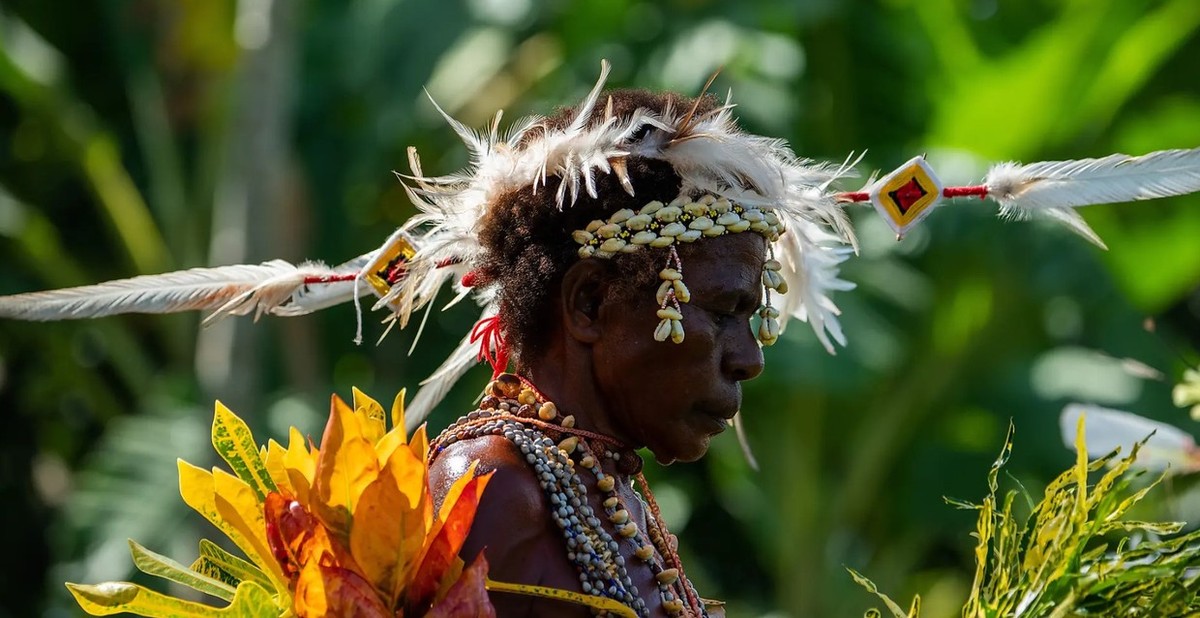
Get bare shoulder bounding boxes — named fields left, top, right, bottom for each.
left=429, top=433, right=545, bottom=519
left=428, top=431, right=589, bottom=617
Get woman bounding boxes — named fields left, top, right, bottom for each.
left=416, top=82, right=853, bottom=616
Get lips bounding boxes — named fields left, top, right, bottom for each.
left=695, top=401, right=739, bottom=435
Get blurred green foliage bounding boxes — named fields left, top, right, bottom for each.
left=1, top=0, right=1198, bottom=616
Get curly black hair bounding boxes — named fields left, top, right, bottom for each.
left=472, top=89, right=720, bottom=367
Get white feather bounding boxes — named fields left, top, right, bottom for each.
left=396, top=60, right=864, bottom=357
left=0, top=260, right=364, bottom=323
left=1060, top=403, right=1199, bottom=473
left=405, top=305, right=497, bottom=430
left=984, top=147, right=1200, bottom=246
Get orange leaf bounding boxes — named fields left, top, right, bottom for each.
left=408, top=470, right=492, bottom=610
left=313, top=395, right=380, bottom=535
left=350, top=445, right=431, bottom=607
left=294, top=553, right=329, bottom=617
left=425, top=553, right=495, bottom=618
left=319, top=563, right=392, bottom=618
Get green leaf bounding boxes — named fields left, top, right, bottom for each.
left=129, top=539, right=235, bottom=602
left=65, top=580, right=278, bottom=617
left=190, top=539, right=273, bottom=591
left=211, top=401, right=277, bottom=502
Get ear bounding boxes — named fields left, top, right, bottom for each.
left=560, top=259, right=610, bottom=344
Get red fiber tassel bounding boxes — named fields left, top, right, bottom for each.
left=469, top=315, right=510, bottom=377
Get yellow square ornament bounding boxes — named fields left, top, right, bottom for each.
left=869, top=156, right=944, bottom=238
left=363, top=229, right=417, bottom=300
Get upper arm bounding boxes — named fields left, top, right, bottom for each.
left=429, top=435, right=589, bottom=617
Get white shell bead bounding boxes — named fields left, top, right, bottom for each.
left=609, top=208, right=635, bottom=224
left=670, top=319, right=685, bottom=343
left=688, top=217, right=714, bottom=231
left=677, top=230, right=702, bottom=242
left=640, top=200, right=664, bottom=215
left=631, top=230, right=657, bottom=245
left=572, top=230, right=594, bottom=244
left=655, top=206, right=682, bottom=222
left=716, top=212, right=740, bottom=226
left=578, top=245, right=595, bottom=258
left=599, top=238, right=626, bottom=252
left=586, top=220, right=604, bottom=232
left=626, top=214, right=652, bottom=230
left=702, top=224, right=726, bottom=237
left=653, top=319, right=672, bottom=342
left=660, top=222, right=686, bottom=237
left=656, top=307, right=682, bottom=320
left=659, top=268, right=682, bottom=281
left=728, top=220, right=751, bottom=233
left=597, top=223, right=621, bottom=238
left=649, top=236, right=675, bottom=248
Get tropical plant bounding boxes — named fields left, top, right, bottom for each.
left=852, top=415, right=1200, bottom=617
left=64, top=388, right=636, bottom=617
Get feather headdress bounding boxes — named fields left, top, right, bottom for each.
left=4, top=60, right=1200, bottom=426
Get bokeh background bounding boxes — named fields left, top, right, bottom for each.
left=2, top=0, right=1200, bottom=616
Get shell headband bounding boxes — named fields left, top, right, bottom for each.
left=3, top=60, right=1200, bottom=428
left=572, top=195, right=787, bottom=346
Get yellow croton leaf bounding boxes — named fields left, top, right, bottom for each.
left=312, top=394, right=380, bottom=534
left=212, top=401, right=278, bottom=502
left=264, top=439, right=294, bottom=496
left=66, top=580, right=278, bottom=617
left=350, top=442, right=433, bottom=607
left=352, top=386, right=387, bottom=444
left=391, top=388, right=408, bottom=436
left=211, top=468, right=289, bottom=590
left=375, top=390, right=412, bottom=469
left=282, top=427, right=316, bottom=506
left=177, top=461, right=285, bottom=591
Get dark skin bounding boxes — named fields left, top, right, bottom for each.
left=430, top=233, right=766, bottom=616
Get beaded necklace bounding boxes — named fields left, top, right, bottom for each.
left=429, top=373, right=708, bottom=617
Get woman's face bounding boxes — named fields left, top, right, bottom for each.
left=591, top=233, right=767, bottom=464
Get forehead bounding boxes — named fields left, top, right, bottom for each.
left=676, top=234, right=766, bottom=296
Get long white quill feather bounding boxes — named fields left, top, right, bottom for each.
left=0, top=259, right=366, bottom=323
left=986, top=148, right=1200, bottom=212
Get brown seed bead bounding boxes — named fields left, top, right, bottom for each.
left=538, top=402, right=558, bottom=421
left=656, top=568, right=679, bottom=585
left=479, top=396, right=499, bottom=410
left=494, top=374, right=522, bottom=399
left=597, top=476, right=615, bottom=492
left=517, top=404, right=535, bottom=417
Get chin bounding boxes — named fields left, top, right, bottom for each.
left=652, top=434, right=712, bottom=465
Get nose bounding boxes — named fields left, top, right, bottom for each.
left=723, top=322, right=765, bottom=382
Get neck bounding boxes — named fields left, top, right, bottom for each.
left=519, top=341, right=642, bottom=454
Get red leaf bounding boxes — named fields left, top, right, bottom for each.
left=424, top=553, right=495, bottom=618
left=407, top=472, right=491, bottom=610
left=318, top=563, right=392, bottom=618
